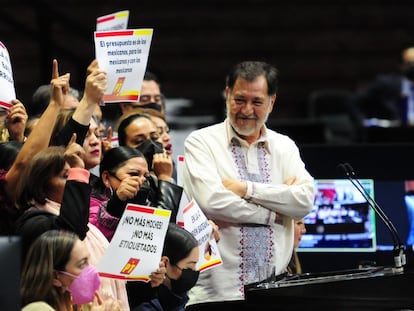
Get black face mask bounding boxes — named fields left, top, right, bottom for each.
left=139, top=102, right=163, bottom=112
left=402, top=64, right=414, bottom=81
left=128, top=176, right=157, bottom=206
left=137, top=139, right=164, bottom=169
left=169, top=268, right=200, bottom=294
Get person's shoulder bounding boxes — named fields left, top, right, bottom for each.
left=186, top=122, right=224, bottom=140
left=266, top=127, right=297, bottom=144
left=22, top=301, right=55, bottom=311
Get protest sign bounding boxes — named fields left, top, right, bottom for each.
left=176, top=155, right=187, bottom=227
left=94, top=29, right=153, bottom=103
left=98, top=204, right=171, bottom=281
left=96, top=10, right=129, bottom=31
left=182, top=200, right=223, bottom=272
left=0, top=41, right=16, bottom=110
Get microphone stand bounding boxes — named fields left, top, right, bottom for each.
left=338, top=163, right=406, bottom=271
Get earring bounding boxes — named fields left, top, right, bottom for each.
left=104, top=184, right=114, bottom=198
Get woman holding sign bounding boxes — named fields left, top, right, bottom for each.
left=132, top=223, right=199, bottom=311
left=14, top=136, right=132, bottom=310
left=88, top=146, right=182, bottom=310
left=89, top=146, right=182, bottom=241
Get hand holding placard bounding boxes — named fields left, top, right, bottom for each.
left=0, top=41, right=16, bottom=110
left=182, top=200, right=223, bottom=272
left=94, top=29, right=153, bottom=103
left=98, top=204, right=171, bottom=281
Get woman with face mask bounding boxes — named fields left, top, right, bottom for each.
left=132, top=223, right=200, bottom=311
left=90, top=146, right=182, bottom=242
left=88, top=146, right=182, bottom=310
left=21, top=230, right=121, bottom=311
left=15, top=139, right=132, bottom=310
left=117, top=107, right=177, bottom=181
left=116, top=112, right=169, bottom=178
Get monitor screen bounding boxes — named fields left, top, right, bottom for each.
left=297, top=179, right=377, bottom=252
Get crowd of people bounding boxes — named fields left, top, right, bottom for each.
left=1, top=57, right=323, bottom=311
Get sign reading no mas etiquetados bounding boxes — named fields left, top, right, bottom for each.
left=98, top=204, right=171, bottom=281
left=94, top=29, right=153, bottom=103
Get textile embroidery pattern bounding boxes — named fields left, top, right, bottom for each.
left=230, top=140, right=274, bottom=296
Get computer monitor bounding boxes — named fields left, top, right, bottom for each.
left=298, top=179, right=377, bottom=252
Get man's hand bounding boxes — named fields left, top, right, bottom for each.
left=222, top=178, right=247, bottom=197
left=284, top=176, right=296, bottom=186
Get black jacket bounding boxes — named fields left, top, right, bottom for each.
left=15, top=177, right=90, bottom=257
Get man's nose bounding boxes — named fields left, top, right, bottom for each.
left=240, top=101, right=255, bottom=114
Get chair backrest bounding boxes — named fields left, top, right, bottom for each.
left=308, top=89, right=353, bottom=119
left=307, top=89, right=358, bottom=144
left=0, top=236, right=21, bottom=311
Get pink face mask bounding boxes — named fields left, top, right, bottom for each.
left=60, top=265, right=101, bottom=304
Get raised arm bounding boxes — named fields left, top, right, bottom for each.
left=5, top=59, right=69, bottom=201
left=72, top=59, right=107, bottom=125
left=53, top=59, right=107, bottom=146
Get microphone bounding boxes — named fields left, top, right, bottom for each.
left=337, top=162, right=406, bottom=270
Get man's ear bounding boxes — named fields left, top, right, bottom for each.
left=224, top=87, right=230, bottom=102
left=268, top=94, right=276, bottom=113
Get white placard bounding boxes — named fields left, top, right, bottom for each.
left=94, top=29, right=153, bottom=103
left=96, top=10, right=129, bottom=31
left=176, top=155, right=187, bottom=226
left=98, top=204, right=171, bottom=281
left=0, top=41, right=16, bottom=110
left=182, top=200, right=223, bottom=272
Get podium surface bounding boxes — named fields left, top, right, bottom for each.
left=186, top=267, right=414, bottom=311
left=244, top=266, right=414, bottom=310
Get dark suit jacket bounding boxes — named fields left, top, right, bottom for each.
left=354, top=74, right=405, bottom=121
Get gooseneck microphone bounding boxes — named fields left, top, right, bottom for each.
left=337, top=162, right=406, bottom=270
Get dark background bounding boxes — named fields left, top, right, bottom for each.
left=2, top=0, right=414, bottom=121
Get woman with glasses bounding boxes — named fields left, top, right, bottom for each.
left=89, top=146, right=183, bottom=310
